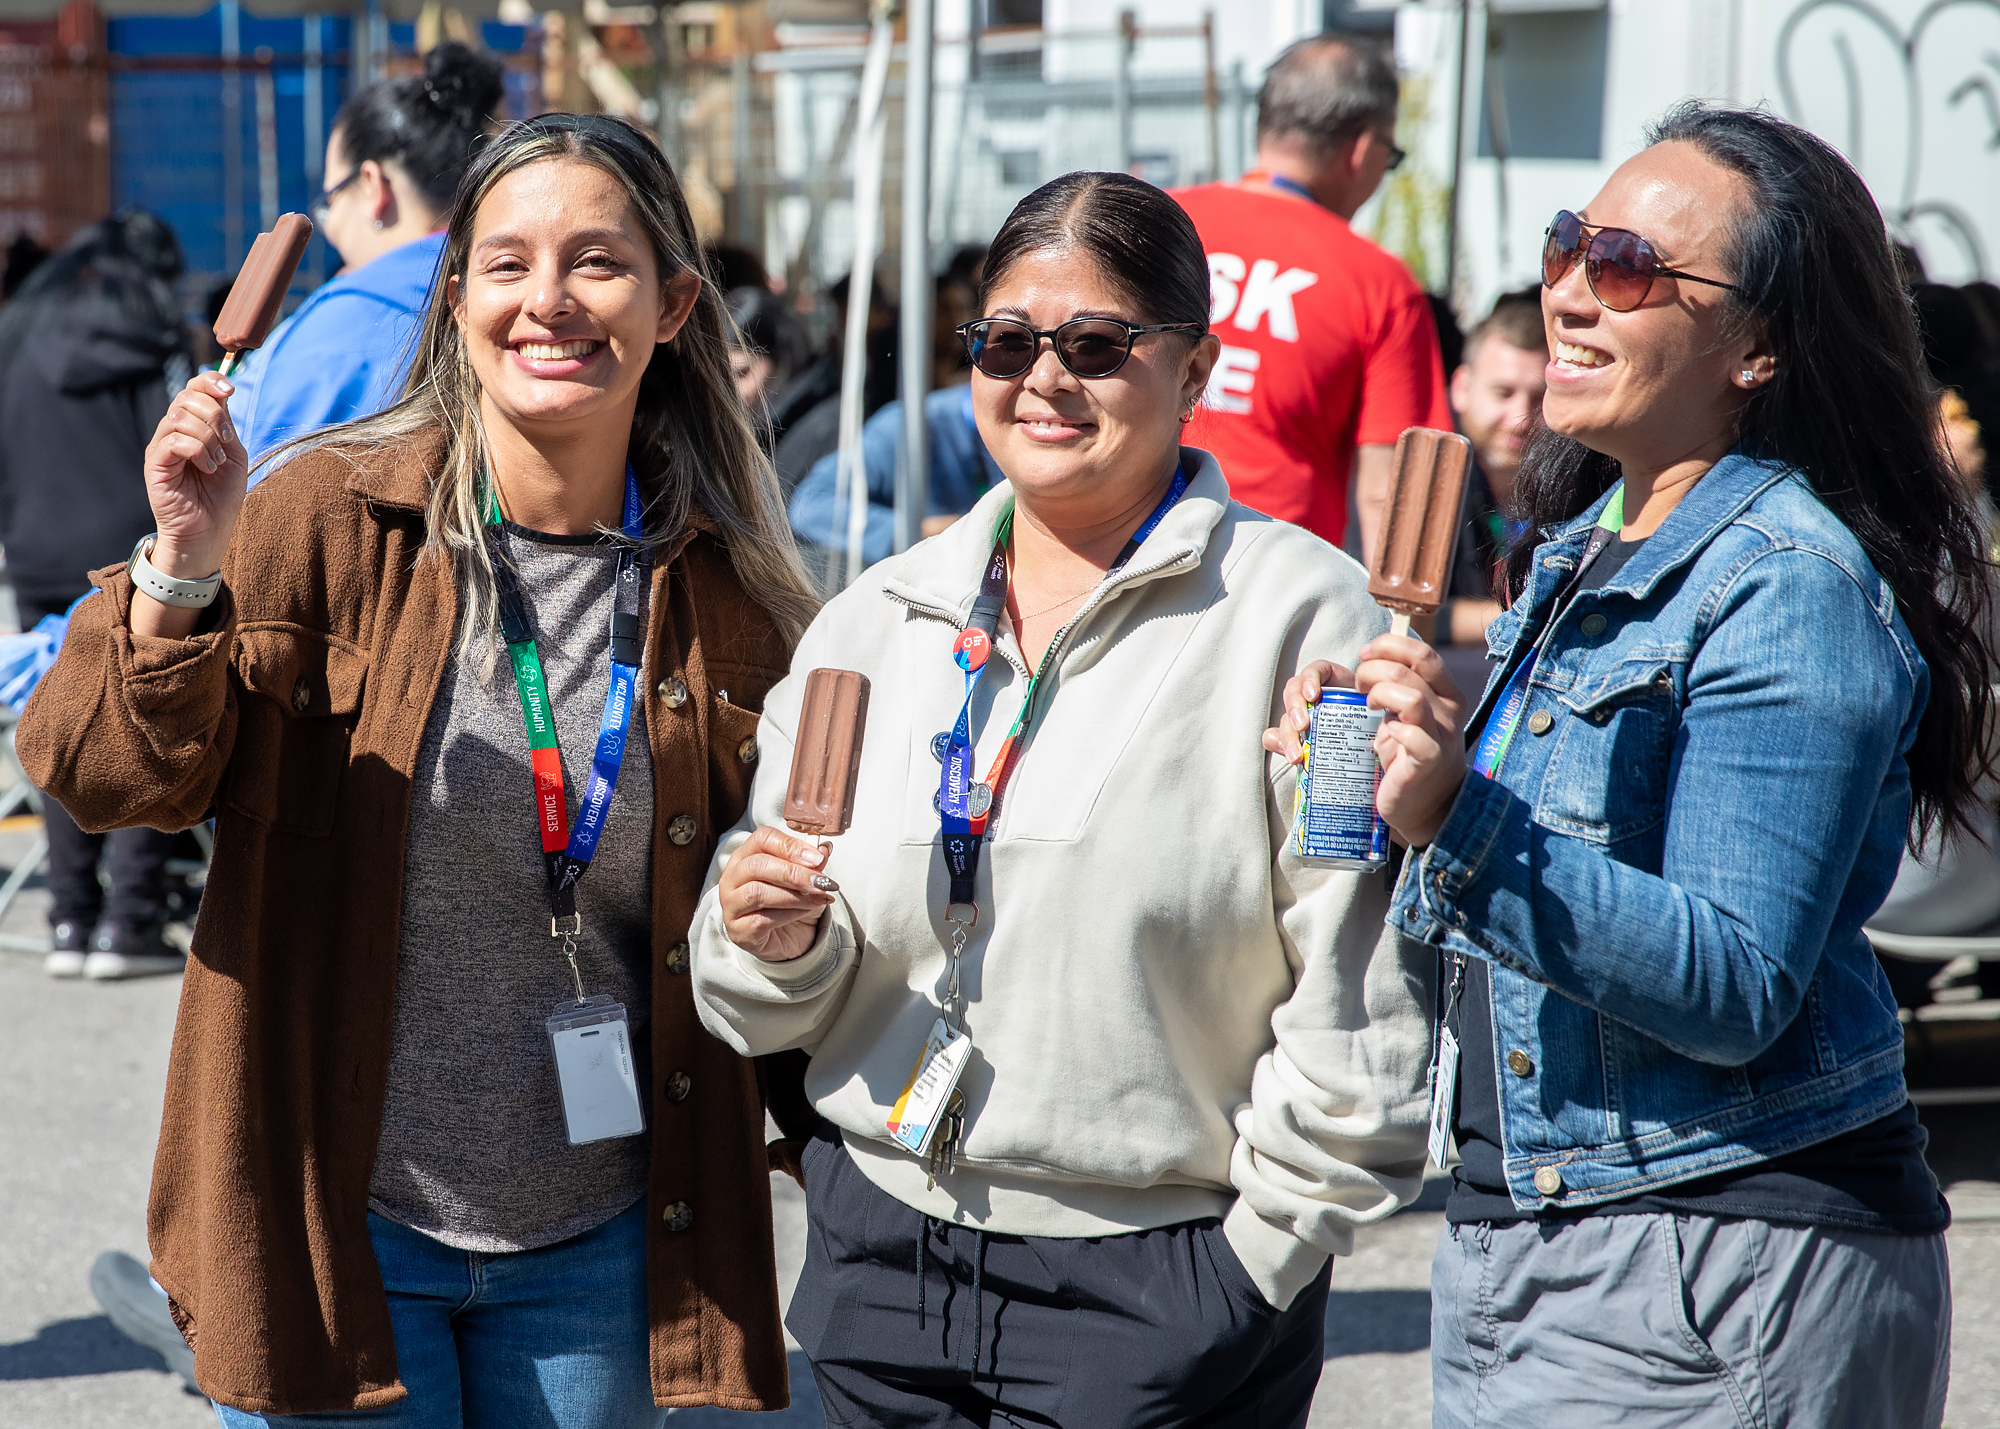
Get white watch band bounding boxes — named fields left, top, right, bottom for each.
left=129, top=535, right=223, bottom=609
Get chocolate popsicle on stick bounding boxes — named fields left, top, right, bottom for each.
left=785, top=668, right=871, bottom=846
left=211, top=213, right=314, bottom=378
left=1367, top=426, right=1473, bottom=638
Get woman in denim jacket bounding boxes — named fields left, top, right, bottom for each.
left=1273, top=103, right=1992, bottom=1425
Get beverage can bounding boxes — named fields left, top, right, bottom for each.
left=1292, top=689, right=1389, bottom=870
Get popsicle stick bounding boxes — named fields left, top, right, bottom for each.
left=1390, top=611, right=1412, bottom=638
left=217, top=350, right=243, bottom=380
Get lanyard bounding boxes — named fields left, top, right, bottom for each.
left=935, top=467, right=1188, bottom=984
left=1468, top=485, right=1624, bottom=779
left=1262, top=173, right=1321, bottom=206
left=485, top=466, right=649, bottom=971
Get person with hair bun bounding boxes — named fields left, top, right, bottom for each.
left=232, top=41, right=504, bottom=470
left=693, top=170, right=1433, bottom=1424
left=1271, top=101, right=1981, bottom=1424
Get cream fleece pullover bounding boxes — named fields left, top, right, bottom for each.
left=692, top=450, right=1434, bottom=1310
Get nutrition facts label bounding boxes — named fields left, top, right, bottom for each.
left=1298, top=697, right=1387, bottom=865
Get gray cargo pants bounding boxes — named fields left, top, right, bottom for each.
left=1431, top=1213, right=1951, bottom=1428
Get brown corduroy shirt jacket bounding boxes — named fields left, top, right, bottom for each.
left=16, top=429, right=796, bottom=1416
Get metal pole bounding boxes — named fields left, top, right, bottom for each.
left=656, top=5, right=684, bottom=164
left=221, top=0, right=243, bottom=270
left=1227, top=59, right=1244, bottom=179
left=1444, top=0, right=1472, bottom=300
left=834, top=6, right=896, bottom=590
left=731, top=44, right=753, bottom=245
left=1112, top=9, right=1134, bottom=175
left=1200, top=12, right=1218, bottom=183
left=303, top=15, right=324, bottom=286
left=897, top=0, right=934, bottom=556
left=254, top=49, right=280, bottom=233
left=349, top=0, right=371, bottom=105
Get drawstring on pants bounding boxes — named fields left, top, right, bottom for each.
left=918, top=1216, right=931, bottom=1329
left=914, top=1216, right=990, bottom=1380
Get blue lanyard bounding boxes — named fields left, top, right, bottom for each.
left=486, top=466, right=648, bottom=929
left=1265, top=174, right=1320, bottom=206
left=938, top=466, right=1189, bottom=913
left=1469, top=486, right=1624, bottom=779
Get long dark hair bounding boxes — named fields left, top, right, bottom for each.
left=331, top=41, right=504, bottom=214
left=979, top=171, right=1211, bottom=333
left=1507, top=101, right=1995, bottom=842
left=292, top=113, right=818, bottom=667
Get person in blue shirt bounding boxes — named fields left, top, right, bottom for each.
left=787, top=383, right=1001, bottom=567
left=232, top=42, right=503, bottom=476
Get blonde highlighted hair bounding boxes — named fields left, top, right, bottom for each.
left=279, top=113, right=818, bottom=666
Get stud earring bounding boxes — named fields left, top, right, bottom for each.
left=1740, top=369, right=1756, bottom=383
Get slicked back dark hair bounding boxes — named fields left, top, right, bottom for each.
left=1509, top=100, right=1995, bottom=843
left=978, top=170, right=1210, bottom=335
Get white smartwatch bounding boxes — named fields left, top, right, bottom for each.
left=128, top=534, right=223, bottom=608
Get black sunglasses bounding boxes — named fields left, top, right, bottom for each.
left=308, top=168, right=365, bottom=223
left=956, top=316, right=1205, bottom=380
left=1542, top=209, right=1739, bottom=312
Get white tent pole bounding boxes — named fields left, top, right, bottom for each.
left=835, top=2, right=895, bottom=590
left=895, top=0, right=933, bottom=556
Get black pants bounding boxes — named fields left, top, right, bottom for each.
left=20, top=593, right=176, bottom=935
left=787, top=1127, right=1330, bottom=1429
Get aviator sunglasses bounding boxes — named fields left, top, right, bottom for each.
left=957, top=316, right=1204, bottom=380
left=1541, top=209, right=1740, bottom=312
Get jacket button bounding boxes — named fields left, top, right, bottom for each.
left=665, top=1071, right=692, bottom=1102
left=665, top=941, right=691, bottom=975
left=1526, top=711, right=1554, bottom=736
left=1579, top=613, right=1607, bottom=636
left=668, top=815, right=697, bottom=845
left=1533, top=1166, right=1564, bottom=1197
left=291, top=678, right=311, bottom=713
left=662, top=1200, right=694, bottom=1232
left=1506, top=1049, right=1534, bottom=1077
left=737, top=735, right=758, bottom=764
left=658, top=677, right=689, bottom=709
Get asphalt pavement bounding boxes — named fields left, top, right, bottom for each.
left=1, top=817, right=1995, bottom=1427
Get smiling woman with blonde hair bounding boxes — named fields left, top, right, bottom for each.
left=20, top=114, right=814, bottom=1425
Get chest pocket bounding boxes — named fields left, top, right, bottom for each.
left=224, top=624, right=369, bottom=837
left=1535, top=661, right=1679, bottom=849
left=703, top=663, right=780, bottom=834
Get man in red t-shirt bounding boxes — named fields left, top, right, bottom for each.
left=1173, top=36, right=1450, bottom=557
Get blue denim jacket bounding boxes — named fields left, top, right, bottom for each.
left=1389, top=451, right=1923, bottom=1210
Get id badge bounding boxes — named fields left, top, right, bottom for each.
left=546, top=994, right=646, bottom=1146
left=886, top=1017, right=972, bottom=1158
left=1426, top=1022, right=1460, bottom=1170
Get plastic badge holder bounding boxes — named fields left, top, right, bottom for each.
left=545, top=993, right=646, bottom=1145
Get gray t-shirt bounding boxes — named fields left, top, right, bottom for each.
left=369, top=524, right=655, bottom=1252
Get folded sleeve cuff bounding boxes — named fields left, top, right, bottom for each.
left=1222, top=1198, right=1331, bottom=1313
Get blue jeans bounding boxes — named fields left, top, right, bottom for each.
left=214, top=1202, right=665, bottom=1428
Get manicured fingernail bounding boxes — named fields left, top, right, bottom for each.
left=812, top=874, right=838, bottom=892
left=215, top=379, right=233, bottom=395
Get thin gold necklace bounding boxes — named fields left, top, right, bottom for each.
left=1013, top=581, right=1101, bottom=622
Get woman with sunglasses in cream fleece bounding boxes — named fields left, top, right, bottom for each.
left=690, top=171, right=1434, bottom=1427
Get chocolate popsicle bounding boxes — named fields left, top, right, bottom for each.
left=785, top=668, right=870, bottom=839
left=211, top=213, right=314, bottom=378
left=1367, top=426, right=1473, bottom=637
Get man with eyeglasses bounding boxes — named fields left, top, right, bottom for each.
left=1172, top=34, right=1450, bottom=563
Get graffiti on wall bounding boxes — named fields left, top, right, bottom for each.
left=1778, top=0, right=2000, bottom=280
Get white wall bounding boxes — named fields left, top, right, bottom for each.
left=1405, top=0, right=2000, bottom=322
